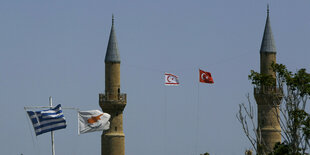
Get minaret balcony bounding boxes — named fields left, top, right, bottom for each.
left=254, top=86, right=283, bottom=105
left=99, top=93, right=127, bottom=111
left=254, top=86, right=282, bottom=95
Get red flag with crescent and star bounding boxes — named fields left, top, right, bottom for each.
left=199, top=69, right=214, bottom=84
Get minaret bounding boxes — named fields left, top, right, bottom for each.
left=254, top=6, right=282, bottom=154
left=99, top=15, right=126, bottom=155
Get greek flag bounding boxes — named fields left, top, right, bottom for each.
left=27, top=104, right=67, bottom=136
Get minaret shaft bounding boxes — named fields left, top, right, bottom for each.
left=256, top=52, right=282, bottom=154
left=105, top=63, right=120, bottom=100
left=260, top=52, right=276, bottom=78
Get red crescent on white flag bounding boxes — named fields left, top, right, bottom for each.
left=165, top=73, right=179, bottom=85
left=167, top=75, right=171, bottom=83
left=167, top=75, right=176, bottom=82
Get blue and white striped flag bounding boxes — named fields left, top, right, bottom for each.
left=27, top=104, right=67, bottom=136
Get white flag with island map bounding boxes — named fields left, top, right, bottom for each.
left=78, top=110, right=110, bottom=134
left=165, top=73, right=179, bottom=86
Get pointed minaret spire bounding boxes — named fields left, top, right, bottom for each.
left=105, top=14, right=120, bottom=63
left=112, top=14, right=114, bottom=26
left=260, top=4, right=276, bottom=53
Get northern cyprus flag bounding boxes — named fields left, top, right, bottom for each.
left=165, top=73, right=180, bottom=86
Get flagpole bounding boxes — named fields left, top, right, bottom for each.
left=195, top=69, right=200, bottom=155
left=164, top=85, right=167, bottom=155
left=77, top=110, right=80, bottom=135
left=49, top=96, right=55, bottom=155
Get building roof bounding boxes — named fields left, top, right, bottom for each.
left=260, top=6, right=276, bottom=53
left=105, top=15, right=121, bottom=63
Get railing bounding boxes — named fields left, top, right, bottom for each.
left=99, top=93, right=127, bottom=102
left=254, top=86, right=283, bottom=95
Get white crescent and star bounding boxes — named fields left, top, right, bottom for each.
left=201, top=73, right=209, bottom=80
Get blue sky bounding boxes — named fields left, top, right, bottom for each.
left=0, top=0, right=309, bottom=155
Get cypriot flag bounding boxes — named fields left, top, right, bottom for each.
left=78, top=110, right=110, bottom=134
left=165, top=73, right=179, bottom=86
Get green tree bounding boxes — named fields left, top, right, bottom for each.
left=237, top=63, right=310, bottom=155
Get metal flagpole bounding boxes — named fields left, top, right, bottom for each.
left=164, top=85, right=167, bottom=155
left=195, top=69, right=200, bottom=155
left=49, top=96, right=55, bottom=155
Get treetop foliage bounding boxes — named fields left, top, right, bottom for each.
left=248, top=63, right=310, bottom=97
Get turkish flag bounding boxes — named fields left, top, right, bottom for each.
left=199, top=69, right=214, bottom=84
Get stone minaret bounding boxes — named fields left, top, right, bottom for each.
left=99, top=16, right=126, bottom=155
left=254, top=6, right=282, bottom=154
